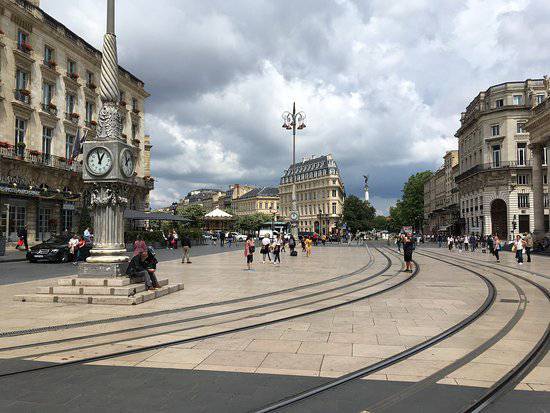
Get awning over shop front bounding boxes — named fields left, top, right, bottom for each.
left=123, top=209, right=191, bottom=222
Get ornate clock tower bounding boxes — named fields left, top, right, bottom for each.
left=79, top=0, right=136, bottom=277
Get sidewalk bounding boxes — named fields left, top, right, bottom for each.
left=0, top=249, right=28, bottom=263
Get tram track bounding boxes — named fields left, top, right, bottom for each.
left=0, top=246, right=418, bottom=378
left=0, top=249, right=401, bottom=362
left=250, top=247, right=499, bottom=413
left=1, top=245, right=379, bottom=338
left=0, top=246, right=392, bottom=354
left=413, top=249, right=550, bottom=413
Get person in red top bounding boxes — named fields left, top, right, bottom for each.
left=244, top=235, right=255, bottom=270
left=72, top=236, right=87, bottom=265
left=133, top=235, right=147, bottom=256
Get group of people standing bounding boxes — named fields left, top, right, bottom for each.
left=438, top=232, right=533, bottom=264
left=245, top=233, right=313, bottom=270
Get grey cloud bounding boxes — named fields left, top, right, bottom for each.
left=42, top=0, right=548, bottom=212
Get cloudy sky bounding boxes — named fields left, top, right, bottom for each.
left=43, top=0, right=550, bottom=213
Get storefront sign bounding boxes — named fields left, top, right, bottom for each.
left=0, top=186, right=40, bottom=196
left=0, top=175, right=34, bottom=187
left=62, top=202, right=76, bottom=210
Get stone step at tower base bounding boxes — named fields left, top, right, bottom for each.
left=14, top=276, right=184, bottom=305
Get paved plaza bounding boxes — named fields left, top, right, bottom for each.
left=0, top=244, right=548, bottom=412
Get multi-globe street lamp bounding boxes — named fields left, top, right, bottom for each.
left=281, top=102, right=306, bottom=240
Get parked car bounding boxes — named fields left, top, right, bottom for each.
left=228, top=232, right=247, bottom=242
left=26, top=235, right=92, bottom=263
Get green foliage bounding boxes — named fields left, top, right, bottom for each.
left=235, top=213, right=271, bottom=234
left=370, top=215, right=389, bottom=231
left=176, top=204, right=206, bottom=228
left=390, top=171, right=433, bottom=232
left=342, top=195, right=376, bottom=234
left=125, top=230, right=165, bottom=244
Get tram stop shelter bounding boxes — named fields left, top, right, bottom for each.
left=204, top=208, right=234, bottom=231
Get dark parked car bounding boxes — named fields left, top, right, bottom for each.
left=26, top=235, right=92, bottom=263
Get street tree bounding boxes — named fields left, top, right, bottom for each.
left=176, top=204, right=206, bottom=229
left=235, top=213, right=270, bottom=235
left=342, top=195, right=376, bottom=234
left=389, top=171, right=433, bottom=232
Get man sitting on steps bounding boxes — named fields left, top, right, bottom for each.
left=126, top=247, right=160, bottom=291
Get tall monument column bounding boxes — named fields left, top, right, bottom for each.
left=79, top=0, right=136, bottom=276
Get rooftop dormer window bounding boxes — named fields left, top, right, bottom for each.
left=495, top=99, right=504, bottom=108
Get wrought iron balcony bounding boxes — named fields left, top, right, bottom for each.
left=455, top=160, right=534, bottom=182
left=0, top=145, right=81, bottom=172
left=41, top=103, right=58, bottom=116
left=14, top=89, right=31, bottom=104
left=85, top=120, right=97, bottom=129
left=65, top=112, right=80, bottom=124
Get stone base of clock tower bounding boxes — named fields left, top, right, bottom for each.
left=78, top=262, right=129, bottom=278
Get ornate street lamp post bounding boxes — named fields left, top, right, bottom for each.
left=282, top=102, right=306, bottom=240
left=79, top=0, right=136, bottom=276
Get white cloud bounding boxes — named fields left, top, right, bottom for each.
left=41, top=0, right=548, bottom=213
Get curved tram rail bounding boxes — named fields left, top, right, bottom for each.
left=250, top=248, right=498, bottom=412
left=0, top=246, right=416, bottom=378
left=415, top=248, right=549, bottom=413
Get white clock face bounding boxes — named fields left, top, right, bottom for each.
left=120, top=149, right=135, bottom=177
left=87, top=147, right=113, bottom=176
left=290, top=211, right=299, bottom=221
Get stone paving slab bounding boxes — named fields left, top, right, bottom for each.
left=0, top=245, right=548, bottom=412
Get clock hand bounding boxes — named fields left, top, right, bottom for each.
left=125, top=156, right=130, bottom=166
left=98, top=152, right=104, bottom=165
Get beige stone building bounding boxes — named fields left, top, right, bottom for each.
left=455, top=79, right=548, bottom=239
left=232, top=187, right=279, bottom=218
left=0, top=0, right=152, bottom=242
left=424, top=150, right=460, bottom=235
left=279, top=154, right=345, bottom=235
left=525, top=79, right=550, bottom=239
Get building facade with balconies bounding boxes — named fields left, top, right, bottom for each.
left=232, top=187, right=279, bottom=218
left=525, top=80, right=550, bottom=239
left=0, top=0, right=152, bottom=243
left=424, top=150, right=460, bottom=235
left=455, top=79, right=549, bottom=240
left=279, top=154, right=345, bottom=235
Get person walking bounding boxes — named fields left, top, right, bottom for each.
left=464, top=234, right=469, bottom=252
left=289, top=235, right=296, bottom=255
left=272, top=235, right=282, bottom=265
left=493, top=235, right=501, bottom=262
left=447, top=236, right=453, bottom=251
left=402, top=234, right=414, bottom=272
left=167, top=232, right=174, bottom=250
left=227, top=233, right=233, bottom=248
left=305, top=236, right=312, bottom=257
left=437, top=234, right=443, bottom=248
left=220, top=231, right=226, bottom=247
left=487, top=234, right=494, bottom=256
left=172, top=230, right=179, bottom=249
left=18, top=225, right=29, bottom=251
left=396, top=236, right=402, bottom=252
left=514, top=234, right=525, bottom=265
left=181, top=234, right=192, bottom=264
left=524, top=232, right=533, bottom=263
left=261, top=235, right=271, bottom=263
left=244, top=235, right=255, bottom=270
left=133, top=235, right=147, bottom=257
